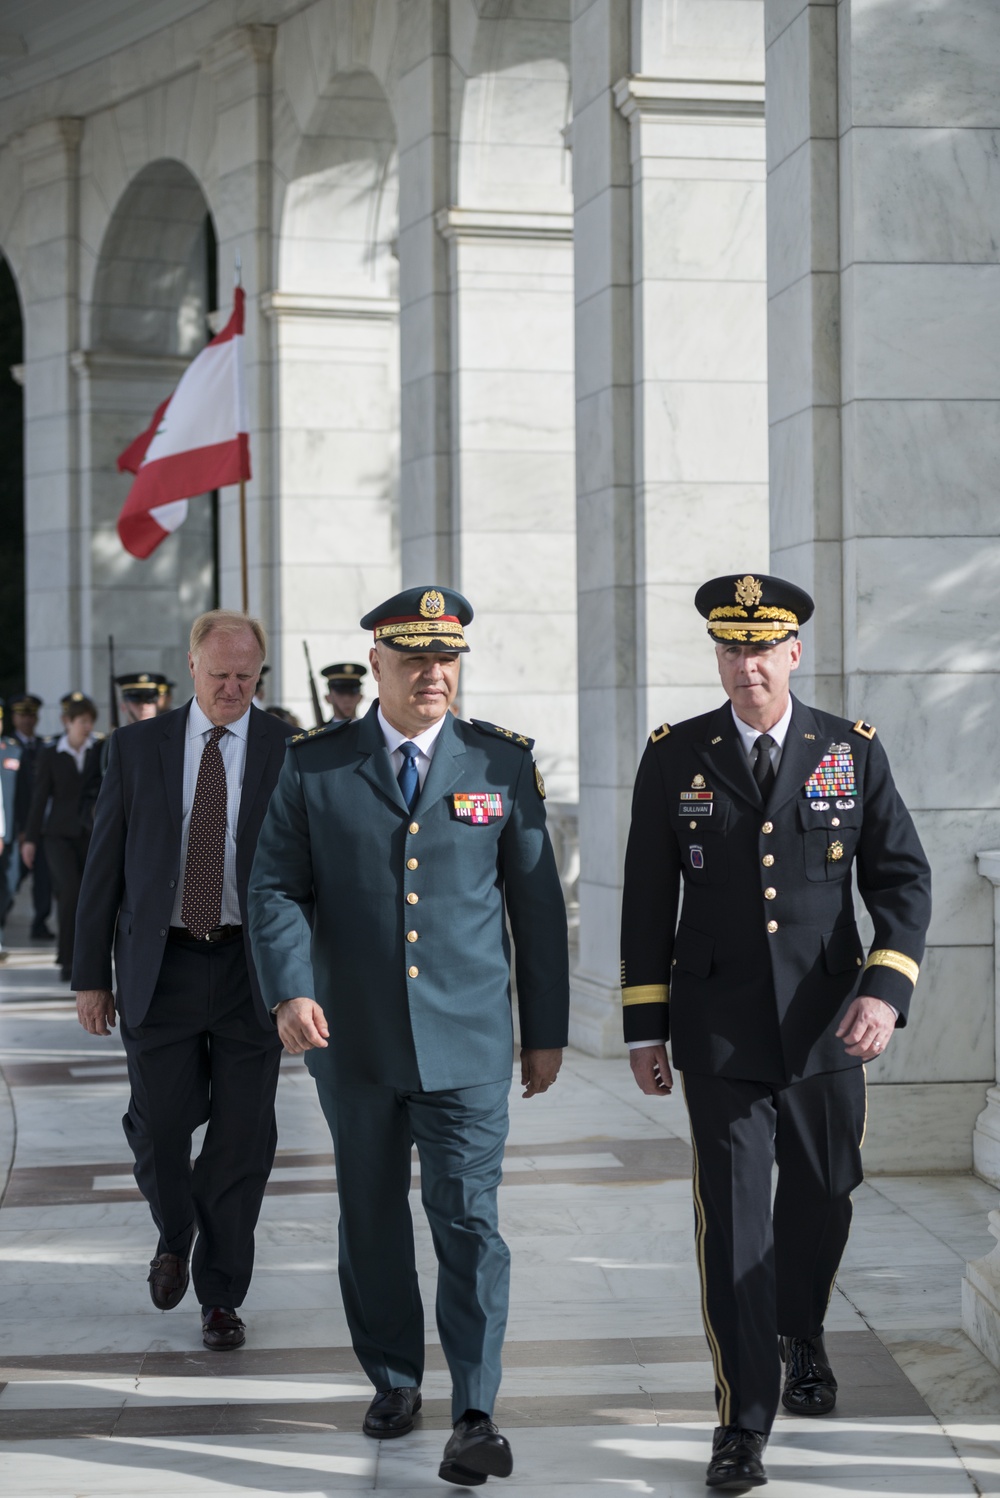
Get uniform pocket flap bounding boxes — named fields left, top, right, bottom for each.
left=673, top=923, right=714, bottom=978
left=823, top=925, right=864, bottom=974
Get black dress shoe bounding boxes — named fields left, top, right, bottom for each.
left=706, top=1425, right=768, bottom=1489
left=147, top=1251, right=189, bottom=1310
left=362, top=1386, right=422, bottom=1438
left=780, top=1332, right=837, bottom=1415
left=439, top=1412, right=513, bottom=1486
left=201, top=1306, right=246, bottom=1350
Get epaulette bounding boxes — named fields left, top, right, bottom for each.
left=290, top=719, right=351, bottom=746
left=649, top=723, right=671, bottom=744
left=852, top=719, right=876, bottom=741
left=471, top=719, right=534, bottom=750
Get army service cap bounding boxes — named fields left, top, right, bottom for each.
left=696, top=573, right=815, bottom=645
left=9, top=692, right=41, bottom=714
left=115, top=671, right=161, bottom=704
left=361, top=586, right=473, bottom=653
left=321, top=662, right=367, bottom=693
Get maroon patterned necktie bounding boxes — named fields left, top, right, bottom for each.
left=181, top=724, right=228, bottom=940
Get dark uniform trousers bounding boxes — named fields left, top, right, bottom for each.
left=310, top=1067, right=512, bottom=1422
left=621, top=696, right=930, bottom=1438
left=682, top=1067, right=866, bottom=1434
left=119, top=930, right=281, bottom=1307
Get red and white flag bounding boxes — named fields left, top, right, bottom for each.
left=116, top=288, right=251, bottom=559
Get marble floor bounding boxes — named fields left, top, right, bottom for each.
left=1, top=895, right=999, bottom=1495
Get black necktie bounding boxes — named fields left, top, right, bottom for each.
left=752, top=732, right=776, bottom=801
left=397, top=741, right=420, bottom=812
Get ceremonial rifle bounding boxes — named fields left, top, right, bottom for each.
left=108, top=635, right=120, bottom=731
left=303, top=641, right=325, bottom=729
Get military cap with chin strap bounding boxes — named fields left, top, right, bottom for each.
left=9, top=692, right=42, bottom=714
left=360, top=585, right=473, bottom=653
left=115, top=672, right=161, bottom=704
left=321, top=662, right=367, bottom=690
left=695, top=572, right=815, bottom=645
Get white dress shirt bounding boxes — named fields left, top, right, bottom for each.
left=377, top=704, right=448, bottom=791
left=170, top=698, right=251, bottom=928
left=730, top=697, right=793, bottom=773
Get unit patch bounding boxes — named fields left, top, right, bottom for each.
left=689, top=845, right=705, bottom=870
left=534, top=763, right=546, bottom=800
left=2, top=758, right=18, bottom=770
left=804, top=745, right=857, bottom=800
left=451, top=792, right=504, bottom=824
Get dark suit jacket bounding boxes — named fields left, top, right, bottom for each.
left=620, top=696, right=932, bottom=1085
left=24, top=741, right=104, bottom=842
left=248, top=703, right=570, bottom=1092
left=72, top=701, right=293, bottom=1028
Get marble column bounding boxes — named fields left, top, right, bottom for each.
left=964, top=852, right=1000, bottom=1371
left=201, top=25, right=276, bottom=622
left=569, top=0, right=768, bottom=1054
left=13, top=119, right=83, bottom=709
left=764, top=0, right=1000, bottom=1170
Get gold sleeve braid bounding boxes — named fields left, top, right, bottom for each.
left=863, top=949, right=919, bottom=986
left=622, top=984, right=669, bottom=1008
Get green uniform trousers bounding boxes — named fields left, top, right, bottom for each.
left=310, top=1069, right=511, bottom=1422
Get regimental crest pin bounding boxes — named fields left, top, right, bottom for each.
left=692, top=774, right=706, bottom=789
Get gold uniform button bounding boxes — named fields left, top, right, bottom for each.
left=407, top=858, right=419, bottom=870
left=671, top=958, right=677, bottom=967
left=406, top=892, right=419, bottom=905
left=762, top=854, right=774, bottom=867
left=767, top=920, right=778, bottom=934
left=856, top=958, right=863, bottom=967
left=764, top=887, right=776, bottom=900
left=690, top=820, right=698, bottom=830
left=408, top=965, right=419, bottom=978
left=831, top=817, right=841, bottom=827
left=409, top=821, right=420, bottom=834
left=762, top=821, right=773, bottom=834
left=406, top=930, right=418, bottom=943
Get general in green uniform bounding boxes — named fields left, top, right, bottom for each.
left=620, top=574, right=931, bottom=1491
left=248, top=585, right=569, bottom=1488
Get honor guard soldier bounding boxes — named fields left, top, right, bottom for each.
left=118, top=673, right=163, bottom=725
left=253, top=664, right=269, bottom=706
left=321, top=661, right=366, bottom=721
left=620, top=573, right=931, bottom=1490
left=0, top=699, right=22, bottom=950
left=249, top=586, right=569, bottom=1486
left=8, top=693, right=54, bottom=939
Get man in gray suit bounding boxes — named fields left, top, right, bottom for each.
left=249, top=585, right=569, bottom=1488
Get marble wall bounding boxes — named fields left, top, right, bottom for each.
left=765, top=0, right=1000, bottom=1172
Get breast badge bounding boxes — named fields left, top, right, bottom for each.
left=451, top=792, right=504, bottom=824
left=827, top=841, right=845, bottom=862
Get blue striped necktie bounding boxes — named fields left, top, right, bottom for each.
left=397, top=741, right=420, bottom=811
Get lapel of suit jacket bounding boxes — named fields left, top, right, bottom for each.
left=693, top=702, right=761, bottom=808
left=236, top=704, right=269, bottom=840
left=413, top=711, right=466, bottom=811
left=158, top=701, right=190, bottom=842
left=356, top=700, right=410, bottom=815
left=767, top=696, right=835, bottom=816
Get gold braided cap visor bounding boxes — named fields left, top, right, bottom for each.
left=706, top=606, right=800, bottom=644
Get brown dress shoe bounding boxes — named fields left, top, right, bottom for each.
left=147, top=1252, right=189, bottom=1311
left=201, top=1306, right=246, bottom=1350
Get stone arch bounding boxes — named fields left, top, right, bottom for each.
left=81, top=158, right=218, bottom=700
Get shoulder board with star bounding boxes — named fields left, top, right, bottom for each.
left=471, top=719, right=535, bottom=750
left=851, top=719, right=877, bottom=741
left=649, top=722, right=671, bottom=744
left=290, top=719, right=351, bottom=747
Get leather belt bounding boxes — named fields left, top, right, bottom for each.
left=168, top=924, right=243, bottom=944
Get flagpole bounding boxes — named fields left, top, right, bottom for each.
left=239, top=477, right=249, bottom=614
left=234, top=252, right=249, bottom=614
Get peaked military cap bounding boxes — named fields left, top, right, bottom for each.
left=9, top=692, right=41, bottom=713
left=361, top=586, right=473, bottom=653
left=695, top=572, right=815, bottom=645
left=322, top=662, right=367, bottom=691
left=115, top=671, right=161, bottom=703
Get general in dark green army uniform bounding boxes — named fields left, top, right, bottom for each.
left=249, top=586, right=569, bottom=1488
left=620, top=574, right=931, bottom=1491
